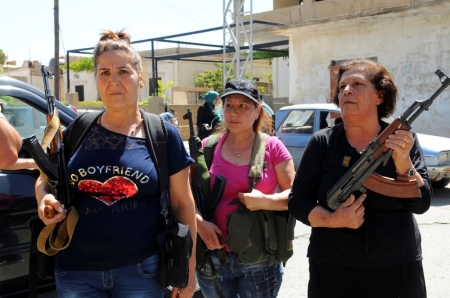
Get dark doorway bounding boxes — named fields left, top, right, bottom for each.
left=75, top=85, right=85, bottom=102
left=149, top=77, right=161, bottom=96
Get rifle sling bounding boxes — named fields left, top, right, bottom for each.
left=41, top=112, right=61, bottom=150
left=362, top=172, right=421, bottom=198
left=37, top=206, right=79, bottom=256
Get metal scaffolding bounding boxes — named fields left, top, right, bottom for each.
left=65, top=6, right=287, bottom=95
left=223, top=0, right=253, bottom=84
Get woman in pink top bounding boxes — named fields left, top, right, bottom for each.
left=196, top=78, right=295, bottom=298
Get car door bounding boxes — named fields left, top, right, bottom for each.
left=0, top=77, right=77, bottom=296
left=0, top=97, right=47, bottom=295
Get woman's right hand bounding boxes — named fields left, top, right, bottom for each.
left=39, top=193, right=66, bottom=225
left=331, top=194, right=366, bottom=229
left=197, top=218, right=225, bottom=250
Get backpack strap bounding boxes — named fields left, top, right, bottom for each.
left=67, top=111, right=103, bottom=158
left=140, top=109, right=171, bottom=220
left=248, top=132, right=268, bottom=191
left=204, top=134, right=221, bottom=169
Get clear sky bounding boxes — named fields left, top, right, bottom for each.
left=1, top=0, right=273, bottom=66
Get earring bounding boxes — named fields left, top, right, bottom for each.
left=140, top=82, right=144, bottom=88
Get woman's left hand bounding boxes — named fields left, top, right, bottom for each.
left=238, top=189, right=265, bottom=211
left=384, top=130, right=414, bottom=161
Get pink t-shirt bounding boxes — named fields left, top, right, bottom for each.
left=201, top=133, right=292, bottom=242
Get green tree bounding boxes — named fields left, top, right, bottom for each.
left=193, top=63, right=233, bottom=94
left=0, top=49, right=6, bottom=65
left=142, top=80, right=174, bottom=104
left=62, top=57, right=95, bottom=74
left=249, top=48, right=289, bottom=65
left=193, top=63, right=266, bottom=95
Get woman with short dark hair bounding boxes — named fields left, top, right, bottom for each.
left=289, top=58, right=431, bottom=298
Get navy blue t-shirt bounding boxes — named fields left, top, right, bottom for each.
left=55, top=118, right=193, bottom=271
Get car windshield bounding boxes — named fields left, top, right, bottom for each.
left=279, top=110, right=315, bottom=134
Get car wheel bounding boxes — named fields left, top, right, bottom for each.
left=431, top=178, right=450, bottom=188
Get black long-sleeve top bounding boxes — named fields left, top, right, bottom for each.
left=196, top=102, right=219, bottom=140
left=288, top=121, right=432, bottom=267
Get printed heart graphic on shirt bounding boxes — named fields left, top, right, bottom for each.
left=78, top=177, right=137, bottom=206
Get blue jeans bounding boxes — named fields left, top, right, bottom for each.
left=55, top=253, right=166, bottom=298
left=197, top=251, right=284, bottom=298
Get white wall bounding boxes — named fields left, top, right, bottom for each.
left=272, top=57, right=290, bottom=98
left=69, top=71, right=97, bottom=101
left=279, top=1, right=450, bottom=137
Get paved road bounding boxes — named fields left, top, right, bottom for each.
left=279, top=185, right=450, bottom=298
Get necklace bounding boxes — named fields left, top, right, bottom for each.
left=228, top=133, right=254, bottom=157
left=98, top=115, right=143, bottom=136
left=347, top=125, right=381, bottom=153
left=130, top=118, right=144, bottom=136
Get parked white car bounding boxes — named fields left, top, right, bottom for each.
left=275, top=103, right=450, bottom=188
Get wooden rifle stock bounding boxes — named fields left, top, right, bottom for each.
left=362, top=173, right=421, bottom=198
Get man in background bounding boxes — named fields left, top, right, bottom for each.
left=159, top=111, right=179, bottom=127
left=0, top=111, right=21, bottom=168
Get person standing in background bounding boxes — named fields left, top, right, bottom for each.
left=160, top=111, right=179, bottom=127
left=196, top=91, right=222, bottom=140
left=260, top=95, right=274, bottom=117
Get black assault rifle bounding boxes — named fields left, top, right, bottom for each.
left=23, top=66, right=70, bottom=219
left=182, top=109, right=226, bottom=222
left=326, top=69, right=450, bottom=210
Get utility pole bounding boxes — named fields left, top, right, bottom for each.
left=54, top=0, right=60, bottom=100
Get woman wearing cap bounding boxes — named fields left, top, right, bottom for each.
left=195, top=78, right=295, bottom=298
left=196, top=91, right=222, bottom=140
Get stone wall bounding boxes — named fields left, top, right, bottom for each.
left=285, top=1, right=450, bottom=137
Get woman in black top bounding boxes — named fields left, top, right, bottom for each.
left=288, top=58, right=431, bottom=298
left=196, top=90, right=221, bottom=140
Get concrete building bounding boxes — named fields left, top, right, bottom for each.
left=1, top=60, right=65, bottom=101
left=251, top=0, right=450, bottom=137
left=66, top=47, right=272, bottom=106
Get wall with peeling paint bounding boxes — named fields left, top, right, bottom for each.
left=271, top=1, right=450, bottom=137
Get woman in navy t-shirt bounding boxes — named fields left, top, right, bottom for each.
left=35, top=29, right=197, bottom=298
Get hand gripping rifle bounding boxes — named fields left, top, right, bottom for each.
left=23, top=66, right=71, bottom=219
left=326, top=69, right=450, bottom=210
